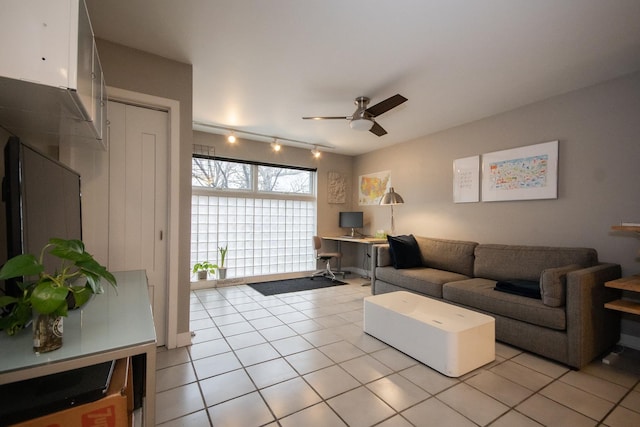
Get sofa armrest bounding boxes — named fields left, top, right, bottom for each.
left=565, top=262, right=621, bottom=368
left=375, top=244, right=392, bottom=268
left=370, top=244, right=391, bottom=291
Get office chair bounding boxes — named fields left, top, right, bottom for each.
left=311, top=236, right=343, bottom=281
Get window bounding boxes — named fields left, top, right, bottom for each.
left=257, top=165, right=313, bottom=194
left=191, top=155, right=317, bottom=279
left=192, top=157, right=251, bottom=190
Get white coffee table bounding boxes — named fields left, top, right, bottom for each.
left=364, top=291, right=495, bottom=377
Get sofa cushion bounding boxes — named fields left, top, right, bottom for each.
left=375, top=266, right=470, bottom=298
left=540, top=264, right=581, bottom=307
left=387, top=234, right=422, bottom=268
left=443, top=278, right=566, bottom=330
left=474, top=244, right=597, bottom=281
left=414, top=236, right=478, bottom=276
left=495, top=279, right=541, bottom=299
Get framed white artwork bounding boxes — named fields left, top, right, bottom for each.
left=453, top=156, right=480, bottom=203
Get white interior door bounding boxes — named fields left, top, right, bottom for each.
left=108, top=101, right=168, bottom=346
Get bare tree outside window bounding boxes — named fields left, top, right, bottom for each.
left=192, top=158, right=251, bottom=190
left=258, top=166, right=312, bottom=194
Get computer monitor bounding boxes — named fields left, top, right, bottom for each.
left=339, top=211, right=364, bottom=237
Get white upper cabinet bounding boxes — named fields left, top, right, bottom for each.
left=0, top=0, right=106, bottom=148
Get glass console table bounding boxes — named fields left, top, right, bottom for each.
left=0, top=270, right=157, bottom=426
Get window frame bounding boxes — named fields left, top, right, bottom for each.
left=192, top=155, right=317, bottom=197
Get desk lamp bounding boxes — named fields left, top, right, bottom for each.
left=380, top=187, right=404, bottom=235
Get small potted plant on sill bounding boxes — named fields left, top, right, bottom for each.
left=0, top=238, right=117, bottom=353
left=216, top=245, right=228, bottom=280
left=192, top=261, right=216, bottom=281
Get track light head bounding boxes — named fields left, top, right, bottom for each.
left=311, top=147, right=321, bottom=158
left=227, top=132, right=236, bottom=143
left=271, top=139, right=281, bottom=152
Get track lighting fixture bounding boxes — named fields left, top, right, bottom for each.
left=311, top=147, right=321, bottom=158
left=193, top=121, right=335, bottom=152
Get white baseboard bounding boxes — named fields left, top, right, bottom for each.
left=175, top=331, right=193, bottom=348
left=215, top=278, right=247, bottom=288
left=619, top=333, right=640, bottom=351
left=190, top=279, right=217, bottom=290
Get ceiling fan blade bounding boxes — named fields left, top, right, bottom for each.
left=369, top=122, right=387, bottom=136
left=365, top=94, right=408, bottom=117
left=302, top=116, right=350, bottom=120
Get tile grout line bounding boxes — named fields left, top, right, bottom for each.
left=164, top=283, right=640, bottom=426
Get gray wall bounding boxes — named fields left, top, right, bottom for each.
left=355, top=71, right=640, bottom=346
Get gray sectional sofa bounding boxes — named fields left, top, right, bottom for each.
left=371, top=236, right=622, bottom=369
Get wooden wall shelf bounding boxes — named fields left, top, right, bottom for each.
left=605, top=275, right=640, bottom=315
left=611, top=225, right=640, bottom=232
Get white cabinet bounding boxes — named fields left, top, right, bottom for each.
left=0, top=0, right=106, bottom=148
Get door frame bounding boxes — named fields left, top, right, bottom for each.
left=107, top=86, right=181, bottom=349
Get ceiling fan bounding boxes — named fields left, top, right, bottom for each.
left=303, top=94, right=408, bottom=136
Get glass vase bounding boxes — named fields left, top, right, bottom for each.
left=33, top=313, right=63, bottom=353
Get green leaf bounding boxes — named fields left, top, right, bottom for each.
left=0, top=295, right=18, bottom=308
left=0, top=254, right=43, bottom=279
left=49, top=237, right=85, bottom=253
left=76, top=259, right=117, bottom=290
left=0, top=297, right=34, bottom=335
left=52, top=300, right=69, bottom=317
left=48, top=238, right=89, bottom=262
left=70, top=285, right=92, bottom=308
left=31, top=281, right=68, bottom=315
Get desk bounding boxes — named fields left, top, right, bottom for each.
left=0, top=270, right=157, bottom=427
left=322, top=236, right=387, bottom=280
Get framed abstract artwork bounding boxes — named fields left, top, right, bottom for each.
left=327, top=171, right=347, bottom=204
left=481, top=140, right=558, bottom=202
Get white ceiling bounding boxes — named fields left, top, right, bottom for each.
left=85, top=0, right=640, bottom=156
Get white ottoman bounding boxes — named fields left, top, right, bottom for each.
left=364, top=291, right=495, bottom=377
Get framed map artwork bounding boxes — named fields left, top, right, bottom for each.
left=359, top=170, right=391, bottom=205
left=481, top=140, right=558, bottom=202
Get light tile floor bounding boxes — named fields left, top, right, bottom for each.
left=155, top=277, right=640, bottom=426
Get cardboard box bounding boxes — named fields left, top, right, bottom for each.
left=12, top=358, right=133, bottom=427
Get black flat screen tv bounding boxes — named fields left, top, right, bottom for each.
left=2, top=137, right=82, bottom=297
left=339, top=211, right=364, bottom=237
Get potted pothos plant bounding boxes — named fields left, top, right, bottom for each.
left=217, top=245, right=228, bottom=280
left=0, top=238, right=117, bottom=353
left=192, top=261, right=216, bottom=280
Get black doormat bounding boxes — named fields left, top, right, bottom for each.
left=247, top=276, right=347, bottom=296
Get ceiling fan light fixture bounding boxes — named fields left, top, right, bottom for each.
left=350, top=117, right=374, bottom=131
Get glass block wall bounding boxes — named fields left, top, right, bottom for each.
left=191, top=195, right=316, bottom=279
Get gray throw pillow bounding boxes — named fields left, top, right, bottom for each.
left=540, top=264, right=581, bottom=307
